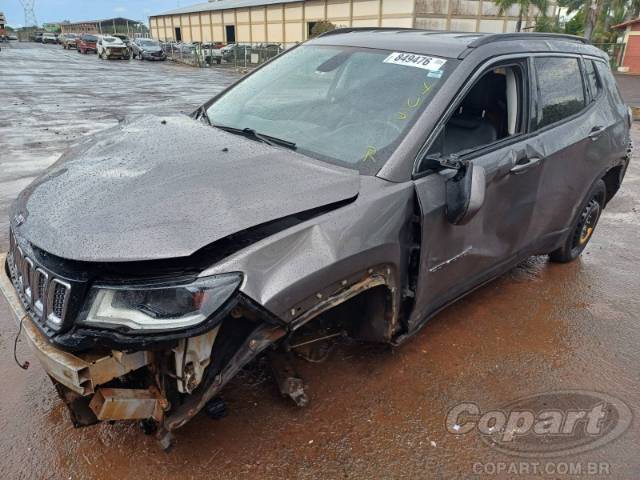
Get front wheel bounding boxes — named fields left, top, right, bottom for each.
left=549, top=179, right=606, bottom=263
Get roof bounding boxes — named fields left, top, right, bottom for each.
left=151, top=0, right=299, bottom=17
left=310, top=29, right=603, bottom=60
left=61, top=17, right=142, bottom=26
left=612, top=17, right=640, bottom=29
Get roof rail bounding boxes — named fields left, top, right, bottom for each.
left=318, top=27, right=420, bottom=38
left=466, top=32, right=589, bottom=49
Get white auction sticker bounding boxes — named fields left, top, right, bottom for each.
left=383, top=52, right=447, bottom=71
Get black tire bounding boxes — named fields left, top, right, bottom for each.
left=549, top=179, right=606, bottom=263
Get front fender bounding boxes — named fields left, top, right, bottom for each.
left=199, top=176, right=415, bottom=328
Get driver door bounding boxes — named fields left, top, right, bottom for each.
left=409, top=57, right=545, bottom=331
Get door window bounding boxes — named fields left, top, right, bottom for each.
left=534, top=57, right=585, bottom=129
left=584, top=59, right=602, bottom=101
left=420, top=62, right=526, bottom=168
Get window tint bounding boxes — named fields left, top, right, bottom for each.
left=534, top=57, right=585, bottom=129
left=584, top=60, right=601, bottom=100
left=595, top=61, right=624, bottom=105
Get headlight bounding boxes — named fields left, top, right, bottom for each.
left=80, top=274, right=242, bottom=333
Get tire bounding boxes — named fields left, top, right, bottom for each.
left=549, top=179, right=607, bottom=263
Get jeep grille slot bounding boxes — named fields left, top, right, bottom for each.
left=7, top=230, right=74, bottom=331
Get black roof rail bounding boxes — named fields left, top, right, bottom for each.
left=466, top=32, right=589, bottom=49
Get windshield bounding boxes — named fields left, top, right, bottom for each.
left=103, top=37, right=117, bottom=43
left=84, top=35, right=97, bottom=42
left=206, top=45, right=456, bottom=174
left=139, top=39, right=158, bottom=47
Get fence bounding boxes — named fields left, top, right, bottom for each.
left=161, top=42, right=284, bottom=69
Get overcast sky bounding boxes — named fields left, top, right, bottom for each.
left=1, top=0, right=185, bottom=27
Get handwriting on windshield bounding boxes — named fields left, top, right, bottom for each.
left=396, top=80, right=433, bottom=121
left=363, top=146, right=377, bottom=162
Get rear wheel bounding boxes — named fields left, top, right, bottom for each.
left=549, top=180, right=606, bottom=263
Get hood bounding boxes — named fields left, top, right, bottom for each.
left=13, top=114, right=360, bottom=262
left=142, top=45, right=162, bottom=52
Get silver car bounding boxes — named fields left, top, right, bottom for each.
left=1, top=29, right=632, bottom=449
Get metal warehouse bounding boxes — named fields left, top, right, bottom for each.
left=149, top=0, right=557, bottom=46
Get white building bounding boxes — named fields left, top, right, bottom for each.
left=149, top=0, right=557, bottom=46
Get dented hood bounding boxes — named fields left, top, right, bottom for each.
left=13, top=115, right=360, bottom=262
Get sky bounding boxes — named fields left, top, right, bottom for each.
left=1, top=0, right=189, bottom=27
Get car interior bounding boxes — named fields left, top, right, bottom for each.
left=426, top=64, right=524, bottom=160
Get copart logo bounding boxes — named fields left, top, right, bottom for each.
left=445, top=390, right=632, bottom=458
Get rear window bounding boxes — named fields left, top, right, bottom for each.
left=534, top=57, right=585, bottom=129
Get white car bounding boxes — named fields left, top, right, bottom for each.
left=97, top=35, right=130, bottom=60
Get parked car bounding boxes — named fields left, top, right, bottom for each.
left=1, top=30, right=632, bottom=450
left=77, top=34, right=98, bottom=54
left=97, top=35, right=130, bottom=60
left=33, top=32, right=43, bottom=42
left=221, top=43, right=250, bottom=62
left=131, top=38, right=166, bottom=61
left=60, top=33, right=79, bottom=49
left=42, top=32, right=58, bottom=44
left=8, top=34, right=18, bottom=41
left=200, top=42, right=224, bottom=64
left=112, top=34, right=132, bottom=49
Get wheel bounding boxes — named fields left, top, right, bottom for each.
left=132, top=51, right=136, bottom=59
left=549, top=179, right=606, bottom=263
left=216, top=58, right=221, bottom=64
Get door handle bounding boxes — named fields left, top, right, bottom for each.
left=510, top=156, right=542, bottom=174
left=588, top=126, right=605, bottom=141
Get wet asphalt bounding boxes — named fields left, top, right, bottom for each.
left=0, top=42, right=639, bottom=479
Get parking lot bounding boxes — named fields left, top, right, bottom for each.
left=1, top=41, right=639, bottom=479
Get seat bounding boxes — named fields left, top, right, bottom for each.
left=442, top=74, right=498, bottom=155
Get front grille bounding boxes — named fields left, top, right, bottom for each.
left=7, top=230, right=72, bottom=331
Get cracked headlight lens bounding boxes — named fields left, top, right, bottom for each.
left=80, top=274, right=242, bottom=332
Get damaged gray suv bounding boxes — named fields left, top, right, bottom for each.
left=1, top=29, right=632, bottom=448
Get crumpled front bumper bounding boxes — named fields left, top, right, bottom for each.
left=1, top=251, right=288, bottom=440
left=0, top=253, right=164, bottom=423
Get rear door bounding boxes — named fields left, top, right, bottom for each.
left=527, top=55, right=609, bottom=242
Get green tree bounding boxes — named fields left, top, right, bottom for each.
left=495, top=0, right=549, bottom=31
left=309, top=21, right=337, bottom=38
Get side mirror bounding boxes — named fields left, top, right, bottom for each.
left=445, top=162, right=486, bottom=225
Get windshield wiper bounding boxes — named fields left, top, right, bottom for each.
left=213, top=124, right=297, bottom=150
left=196, top=105, right=211, bottom=125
